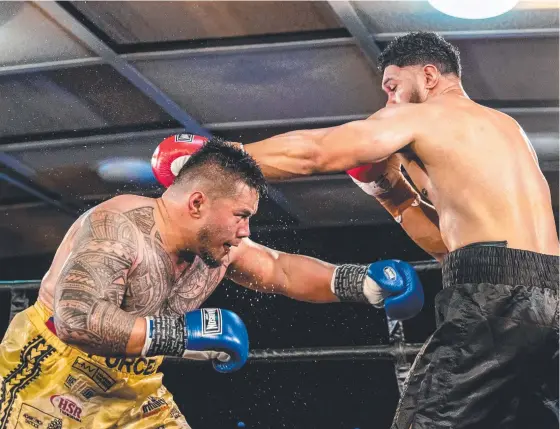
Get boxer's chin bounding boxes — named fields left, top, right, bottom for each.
left=197, top=228, right=225, bottom=268
left=199, top=251, right=223, bottom=268
left=408, top=88, right=423, bottom=104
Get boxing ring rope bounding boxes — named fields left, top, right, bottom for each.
left=0, top=260, right=439, bottom=388
left=165, top=343, right=424, bottom=365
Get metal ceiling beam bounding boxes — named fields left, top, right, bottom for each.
left=0, top=152, right=84, bottom=217
left=0, top=172, right=81, bottom=217
left=0, top=25, right=555, bottom=78
left=327, top=1, right=383, bottom=68
left=0, top=38, right=355, bottom=77
left=375, top=28, right=560, bottom=42
left=124, top=38, right=355, bottom=61
left=205, top=114, right=369, bottom=131
left=1, top=109, right=557, bottom=152
left=34, top=2, right=209, bottom=137
left=0, top=57, right=104, bottom=77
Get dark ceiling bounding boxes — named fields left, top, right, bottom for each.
left=0, top=1, right=558, bottom=260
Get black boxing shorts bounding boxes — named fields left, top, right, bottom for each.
left=392, top=241, right=559, bottom=429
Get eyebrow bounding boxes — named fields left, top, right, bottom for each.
left=237, top=209, right=253, bottom=217
left=382, top=78, right=395, bottom=87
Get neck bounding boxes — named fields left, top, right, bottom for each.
left=431, top=78, right=468, bottom=99
left=154, top=197, right=197, bottom=258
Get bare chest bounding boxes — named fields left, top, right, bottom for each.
left=122, top=240, right=226, bottom=316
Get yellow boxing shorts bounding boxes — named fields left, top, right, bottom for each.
left=0, top=300, right=191, bottom=429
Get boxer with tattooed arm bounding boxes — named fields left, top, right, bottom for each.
left=0, top=140, right=424, bottom=429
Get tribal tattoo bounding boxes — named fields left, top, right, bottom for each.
left=54, top=207, right=225, bottom=356
left=54, top=210, right=138, bottom=355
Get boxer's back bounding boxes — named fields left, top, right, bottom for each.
left=39, top=195, right=226, bottom=315
left=414, top=96, right=558, bottom=255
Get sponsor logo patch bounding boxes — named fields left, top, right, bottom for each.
left=202, top=308, right=222, bottom=335
left=72, top=357, right=116, bottom=392
left=50, top=395, right=83, bottom=422
left=64, top=374, right=96, bottom=400
left=17, top=403, right=62, bottom=429
left=22, top=412, right=42, bottom=428
left=141, top=396, right=169, bottom=417
left=104, top=356, right=159, bottom=376
left=170, top=406, right=182, bottom=419
left=384, top=266, right=397, bottom=281
left=175, top=134, right=194, bottom=143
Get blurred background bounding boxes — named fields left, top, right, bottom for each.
left=0, top=1, right=558, bottom=428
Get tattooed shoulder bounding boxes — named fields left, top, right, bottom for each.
left=53, top=208, right=142, bottom=355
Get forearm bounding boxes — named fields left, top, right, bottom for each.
left=275, top=253, right=339, bottom=303
left=398, top=200, right=448, bottom=262
left=54, top=295, right=146, bottom=357
left=243, top=109, right=419, bottom=180
left=245, top=120, right=391, bottom=180
left=365, top=175, right=448, bottom=261
left=244, top=130, right=327, bottom=180
left=229, top=248, right=339, bottom=303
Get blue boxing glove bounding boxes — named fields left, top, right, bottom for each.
left=184, top=308, right=249, bottom=373
left=331, top=260, right=424, bottom=320
left=141, top=308, right=249, bottom=373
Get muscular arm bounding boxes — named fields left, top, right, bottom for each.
left=53, top=210, right=146, bottom=356
left=244, top=104, right=426, bottom=180
left=398, top=200, right=447, bottom=262
left=352, top=154, right=448, bottom=261
left=398, top=155, right=448, bottom=261
left=226, top=239, right=338, bottom=303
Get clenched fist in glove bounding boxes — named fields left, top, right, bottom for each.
left=151, top=134, right=244, bottom=187
left=142, top=308, right=249, bottom=373
left=331, top=260, right=424, bottom=320
left=151, top=134, right=209, bottom=187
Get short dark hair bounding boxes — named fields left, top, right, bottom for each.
left=378, top=32, right=461, bottom=77
left=173, top=137, right=267, bottom=199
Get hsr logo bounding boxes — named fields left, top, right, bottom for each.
left=50, top=395, right=83, bottom=422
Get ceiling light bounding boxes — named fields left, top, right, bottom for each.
left=428, top=0, right=520, bottom=19
left=97, top=158, right=156, bottom=185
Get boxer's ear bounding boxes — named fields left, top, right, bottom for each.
left=423, top=64, right=440, bottom=89
left=188, top=191, right=207, bottom=218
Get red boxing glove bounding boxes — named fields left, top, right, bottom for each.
left=347, top=159, right=404, bottom=197
left=347, top=159, right=419, bottom=222
left=151, top=134, right=208, bottom=187
left=347, top=165, right=378, bottom=183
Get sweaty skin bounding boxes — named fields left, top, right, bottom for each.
left=40, top=196, right=228, bottom=357
left=245, top=87, right=558, bottom=257
left=39, top=191, right=338, bottom=358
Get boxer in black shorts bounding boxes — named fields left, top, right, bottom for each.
left=233, top=32, right=559, bottom=427
left=394, top=241, right=558, bottom=428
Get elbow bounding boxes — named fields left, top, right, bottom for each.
left=52, top=312, right=86, bottom=346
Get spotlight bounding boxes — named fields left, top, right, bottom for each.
left=428, top=0, right=520, bottom=19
